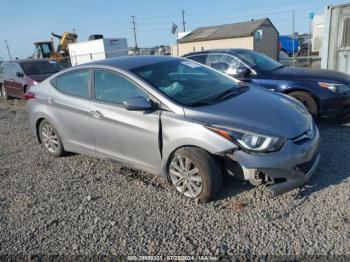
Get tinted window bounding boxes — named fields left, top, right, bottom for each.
left=2, top=64, right=10, bottom=74
left=94, top=70, right=148, bottom=104
left=186, top=55, right=207, bottom=65
left=13, top=64, right=23, bottom=76
left=206, top=54, right=243, bottom=74
left=131, top=60, right=241, bottom=106
left=55, top=70, right=89, bottom=98
left=20, top=61, right=64, bottom=75
left=235, top=50, right=282, bottom=71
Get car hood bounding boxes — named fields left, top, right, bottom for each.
left=269, top=66, right=350, bottom=83
left=184, top=86, right=312, bottom=138
left=27, top=73, right=55, bottom=82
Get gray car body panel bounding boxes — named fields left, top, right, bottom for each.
left=27, top=56, right=320, bottom=196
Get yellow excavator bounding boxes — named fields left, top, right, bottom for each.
left=34, top=32, right=77, bottom=66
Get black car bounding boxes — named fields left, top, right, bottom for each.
left=183, top=49, right=350, bottom=117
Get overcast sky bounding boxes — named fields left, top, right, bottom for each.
left=0, top=0, right=346, bottom=59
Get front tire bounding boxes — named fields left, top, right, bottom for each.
left=289, top=91, right=318, bottom=117
left=168, top=147, right=222, bottom=203
left=39, top=120, right=64, bottom=157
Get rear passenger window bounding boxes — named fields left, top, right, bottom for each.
left=55, top=70, right=89, bottom=98
left=94, top=70, right=148, bottom=104
left=187, top=55, right=207, bottom=65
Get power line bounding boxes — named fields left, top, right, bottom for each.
left=131, top=15, right=138, bottom=49
left=4, top=40, right=12, bottom=60
left=182, top=10, right=186, bottom=32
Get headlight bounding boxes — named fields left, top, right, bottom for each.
left=318, top=82, right=350, bottom=93
left=206, top=125, right=286, bottom=153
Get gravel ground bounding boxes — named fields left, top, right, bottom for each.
left=0, top=97, right=350, bottom=259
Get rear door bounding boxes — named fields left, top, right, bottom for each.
left=89, top=69, right=161, bottom=173
left=50, top=69, right=95, bottom=155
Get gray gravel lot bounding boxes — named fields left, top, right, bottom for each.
left=0, top=97, right=350, bottom=259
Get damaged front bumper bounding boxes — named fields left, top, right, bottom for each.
left=226, top=125, right=320, bottom=196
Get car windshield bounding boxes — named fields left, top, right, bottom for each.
left=20, top=61, right=64, bottom=75
left=131, top=60, right=244, bottom=106
left=235, top=50, right=283, bottom=71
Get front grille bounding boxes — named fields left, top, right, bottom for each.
left=296, top=153, right=318, bottom=174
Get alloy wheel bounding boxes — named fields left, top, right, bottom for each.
left=169, top=155, right=203, bottom=198
left=41, top=123, right=59, bottom=153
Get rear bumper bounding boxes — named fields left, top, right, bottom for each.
left=228, top=125, right=320, bottom=195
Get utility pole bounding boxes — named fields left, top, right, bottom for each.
left=4, top=40, right=12, bottom=60
left=292, top=10, right=295, bottom=67
left=182, top=10, right=186, bottom=32
left=131, top=15, right=138, bottom=53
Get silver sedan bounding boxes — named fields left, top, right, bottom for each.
left=26, top=56, right=320, bottom=202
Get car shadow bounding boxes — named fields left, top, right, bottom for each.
left=293, top=113, right=350, bottom=200
left=215, top=176, right=254, bottom=201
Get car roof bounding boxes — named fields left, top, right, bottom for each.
left=85, top=55, right=180, bottom=70
left=183, top=48, right=251, bottom=57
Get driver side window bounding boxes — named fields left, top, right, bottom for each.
left=94, top=70, right=148, bottom=104
left=206, top=54, right=242, bottom=75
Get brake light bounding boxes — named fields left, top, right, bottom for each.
left=24, top=91, right=35, bottom=100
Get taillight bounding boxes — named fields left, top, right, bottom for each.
left=24, top=91, right=35, bottom=100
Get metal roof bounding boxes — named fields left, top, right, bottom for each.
left=178, top=18, right=277, bottom=43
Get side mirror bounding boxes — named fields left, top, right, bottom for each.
left=235, top=67, right=251, bottom=76
left=16, top=72, right=24, bottom=77
left=123, top=96, right=153, bottom=111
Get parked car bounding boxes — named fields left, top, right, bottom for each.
left=1, top=59, right=64, bottom=99
left=26, top=56, right=320, bottom=202
left=183, top=49, right=350, bottom=117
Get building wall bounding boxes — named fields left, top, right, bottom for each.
left=171, top=36, right=254, bottom=57
left=312, top=15, right=324, bottom=53
left=322, top=3, right=350, bottom=74
left=253, top=26, right=278, bottom=60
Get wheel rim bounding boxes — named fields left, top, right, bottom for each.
left=41, top=123, right=59, bottom=153
left=169, top=155, right=203, bottom=198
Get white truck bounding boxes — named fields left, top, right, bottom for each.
left=68, top=38, right=128, bottom=66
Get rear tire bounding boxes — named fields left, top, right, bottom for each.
left=39, top=120, right=64, bottom=157
left=168, top=147, right=222, bottom=203
left=289, top=91, right=318, bottom=117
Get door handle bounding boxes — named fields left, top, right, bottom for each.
left=89, top=110, right=104, bottom=119
left=47, top=97, right=54, bottom=104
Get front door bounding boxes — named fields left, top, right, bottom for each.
left=90, top=69, right=161, bottom=173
